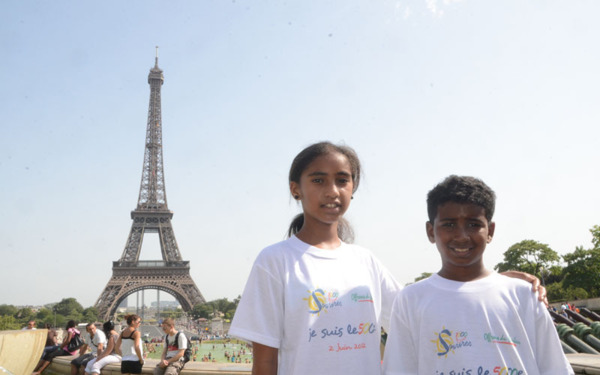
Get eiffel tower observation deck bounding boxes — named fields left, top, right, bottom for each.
left=95, top=50, right=205, bottom=321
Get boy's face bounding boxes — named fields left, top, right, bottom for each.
left=426, top=201, right=495, bottom=281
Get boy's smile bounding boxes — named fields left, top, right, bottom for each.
left=426, top=202, right=495, bottom=281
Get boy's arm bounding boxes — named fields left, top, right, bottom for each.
left=534, top=305, right=574, bottom=374
left=160, top=338, right=168, bottom=361
left=97, top=335, right=114, bottom=360
left=96, top=341, right=104, bottom=356
left=382, top=294, right=418, bottom=375
left=252, top=342, right=278, bottom=375
left=168, top=349, right=185, bottom=363
left=500, top=271, right=548, bottom=306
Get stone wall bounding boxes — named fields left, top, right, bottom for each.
left=46, top=357, right=251, bottom=375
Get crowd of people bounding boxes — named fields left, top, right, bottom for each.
left=547, top=301, right=582, bottom=320
left=28, top=316, right=191, bottom=375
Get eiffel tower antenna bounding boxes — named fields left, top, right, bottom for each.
left=95, top=52, right=205, bottom=321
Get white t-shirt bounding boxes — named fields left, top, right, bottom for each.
left=229, top=235, right=401, bottom=375
left=165, top=331, right=187, bottom=359
left=383, top=272, right=574, bottom=375
left=86, top=329, right=107, bottom=355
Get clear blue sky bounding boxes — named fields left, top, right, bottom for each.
left=1, top=0, right=599, bottom=308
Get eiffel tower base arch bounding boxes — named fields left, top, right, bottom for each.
left=95, top=261, right=205, bottom=321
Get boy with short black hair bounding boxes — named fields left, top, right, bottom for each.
left=383, top=175, right=573, bottom=375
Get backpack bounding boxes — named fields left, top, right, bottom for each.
left=165, top=332, right=192, bottom=363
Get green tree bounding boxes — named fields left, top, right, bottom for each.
left=0, top=305, right=18, bottom=317
left=159, top=308, right=183, bottom=319
left=494, top=240, right=561, bottom=279
left=191, top=303, right=214, bottom=320
left=54, top=298, right=84, bottom=322
left=563, top=286, right=589, bottom=301
left=562, top=246, right=600, bottom=297
left=55, top=314, right=67, bottom=328
left=546, top=282, right=565, bottom=302
left=82, top=307, right=99, bottom=323
left=0, top=315, right=20, bottom=331
left=15, top=307, right=34, bottom=321
left=545, top=282, right=590, bottom=302
left=590, top=225, right=600, bottom=249
left=211, top=298, right=238, bottom=320
left=35, top=308, right=55, bottom=327
left=190, top=298, right=239, bottom=320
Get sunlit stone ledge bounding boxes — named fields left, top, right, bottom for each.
left=46, top=356, right=251, bottom=375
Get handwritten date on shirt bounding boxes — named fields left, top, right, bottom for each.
left=328, top=342, right=367, bottom=352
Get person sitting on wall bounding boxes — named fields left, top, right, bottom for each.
left=32, top=320, right=81, bottom=375
left=154, top=318, right=187, bottom=375
left=22, top=320, right=37, bottom=330
left=40, top=324, right=59, bottom=360
left=70, top=323, right=107, bottom=375
left=84, top=321, right=121, bottom=375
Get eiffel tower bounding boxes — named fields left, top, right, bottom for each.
left=95, top=50, right=205, bottom=321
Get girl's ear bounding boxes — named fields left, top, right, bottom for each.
left=290, top=181, right=301, bottom=200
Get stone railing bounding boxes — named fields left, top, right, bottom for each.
left=3, top=330, right=600, bottom=375
left=43, top=354, right=600, bottom=375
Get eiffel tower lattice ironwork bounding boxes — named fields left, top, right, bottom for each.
left=95, top=51, right=205, bottom=321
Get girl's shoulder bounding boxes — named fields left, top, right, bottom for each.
left=341, top=242, right=384, bottom=265
left=343, top=242, right=375, bottom=255
left=255, top=237, right=304, bottom=261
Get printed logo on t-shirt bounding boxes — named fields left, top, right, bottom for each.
left=350, top=291, right=373, bottom=303
left=483, top=332, right=521, bottom=347
left=303, top=288, right=342, bottom=315
left=431, top=327, right=472, bottom=358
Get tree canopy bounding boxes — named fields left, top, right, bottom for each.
left=494, top=239, right=561, bottom=277
left=590, top=225, right=600, bottom=249
left=0, top=297, right=92, bottom=331
left=492, top=228, right=600, bottom=302
left=562, top=246, right=600, bottom=297
left=191, top=297, right=240, bottom=321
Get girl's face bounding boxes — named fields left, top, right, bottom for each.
left=290, top=152, right=354, bottom=229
